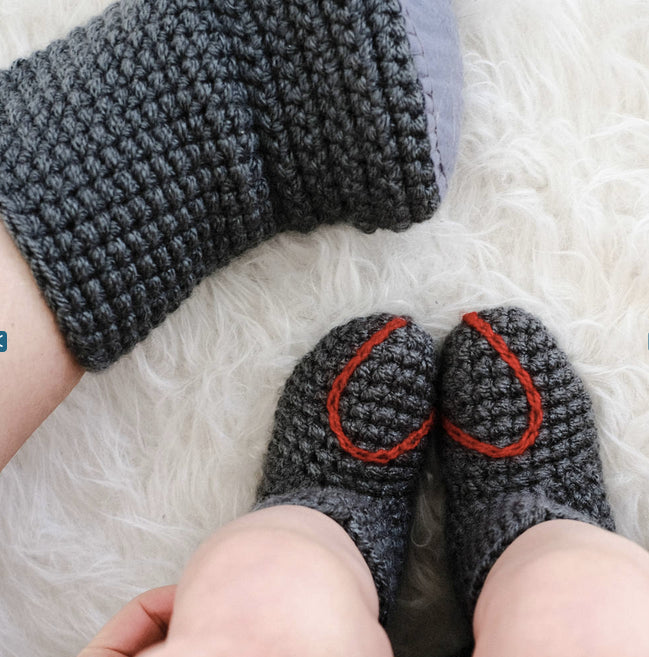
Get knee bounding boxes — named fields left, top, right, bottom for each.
left=474, top=526, right=649, bottom=657
left=170, top=520, right=392, bottom=657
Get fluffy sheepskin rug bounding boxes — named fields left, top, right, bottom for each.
left=1, top=1, right=649, bottom=655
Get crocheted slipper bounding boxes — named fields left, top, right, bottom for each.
left=0, top=0, right=461, bottom=371
left=437, top=306, right=615, bottom=616
left=255, top=314, right=438, bottom=624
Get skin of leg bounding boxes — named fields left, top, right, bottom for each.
left=473, top=519, right=649, bottom=657
left=138, top=505, right=394, bottom=657
left=0, top=221, right=83, bottom=469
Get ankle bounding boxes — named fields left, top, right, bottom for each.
left=474, top=520, right=649, bottom=657
left=168, top=507, right=389, bottom=656
left=229, top=506, right=381, bottom=615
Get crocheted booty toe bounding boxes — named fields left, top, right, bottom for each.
left=438, top=307, right=615, bottom=616
left=0, top=0, right=461, bottom=371
left=255, top=314, right=438, bottom=624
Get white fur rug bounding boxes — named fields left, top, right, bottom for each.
left=2, top=1, right=649, bottom=655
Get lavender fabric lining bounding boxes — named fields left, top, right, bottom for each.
left=400, top=0, right=462, bottom=198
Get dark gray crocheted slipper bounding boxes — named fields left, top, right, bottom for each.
left=255, top=314, right=438, bottom=625
left=437, top=306, right=615, bottom=617
left=0, top=0, right=460, bottom=371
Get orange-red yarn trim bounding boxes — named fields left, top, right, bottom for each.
left=327, top=316, right=435, bottom=465
left=441, top=312, right=543, bottom=458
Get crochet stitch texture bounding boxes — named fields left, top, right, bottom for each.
left=438, top=307, right=615, bottom=616
left=0, top=0, right=437, bottom=370
left=255, top=314, right=438, bottom=624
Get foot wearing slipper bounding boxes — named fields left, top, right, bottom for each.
left=255, top=313, right=438, bottom=623
left=437, top=306, right=615, bottom=616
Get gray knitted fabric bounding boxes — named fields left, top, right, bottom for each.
left=0, top=0, right=441, bottom=371
left=437, top=306, right=615, bottom=617
left=255, top=314, right=438, bottom=625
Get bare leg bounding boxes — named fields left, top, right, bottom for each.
left=0, top=221, right=82, bottom=469
left=473, top=519, right=649, bottom=657
left=136, top=506, right=392, bottom=657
